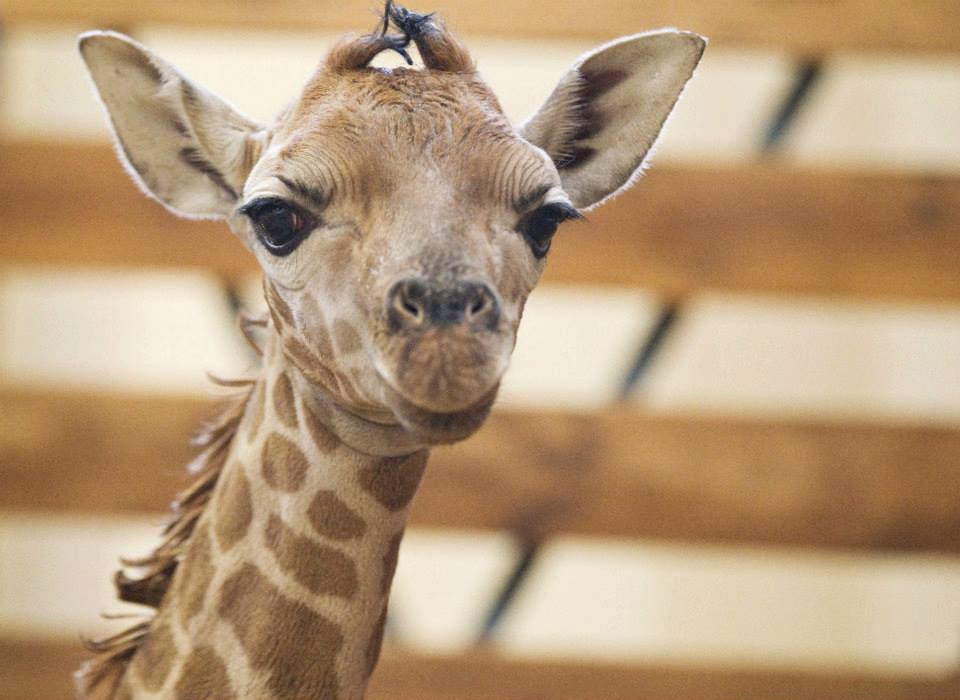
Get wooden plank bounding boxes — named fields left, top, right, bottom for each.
left=4, top=142, right=960, bottom=300
left=4, top=386, right=960, bottom=551
left=2, top=639, right=958, bottom=700
left=0, top=142, right=253, bottom=284
left=371, top=652, right=960, bottom=700
left=4, top=0, right=960, bottom=54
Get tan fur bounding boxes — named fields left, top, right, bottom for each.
left=303, top=401, right=342, bottom=453
left=129, top=621, right=177, bottom=691
left=380, top=533, right=405, bottom=595
left=364, top=608, right=389, bottom=678
left=174, top=522, right=214, bottom=626
left=173, top=645, right=235, bottom=700
left=213, top=463, right=253, bottom=551
left=271, top=371, right=299, bottom=428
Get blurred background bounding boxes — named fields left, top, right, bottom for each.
left=2, top=2, right=960, bottom=698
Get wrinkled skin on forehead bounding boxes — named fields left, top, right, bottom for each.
left=238, top=66, right=562, bottom=440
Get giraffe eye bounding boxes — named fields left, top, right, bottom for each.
left=240, top=198, right=315, bottom=257
left=520, top=202, right=581, bottom=259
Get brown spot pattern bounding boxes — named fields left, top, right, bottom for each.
left=358, top=451, right=428, bottom=510
left=365, top=607, right=388, bottom=678
left=272, top=372, right=298, bottom=428
left=264, top=513, right=358, bottom=598
left=218, top=563, right=343, bottom=698
left=130, top=620, right=176, bottom=692
left=308, top=490, right=366, bottom=541
left=215, top=463, right=253, bottom=551
left=267, top=282, right=295, bottom=328
left=261, top=433, right=309, bottom=492
left=300, top=295, right=335, bottom=358
left=380, top=531, right=404, bottom=594
left=303, top=403, right=340, bottom=453
left=333, top=319, right=362, bottom=354
left=284, top=336, right=339, bottom=391
left=312, top=326, right=336, bottom=361
left=174, top=645, right=234, bottom=700
left=176, top=523, right=213, bottom=628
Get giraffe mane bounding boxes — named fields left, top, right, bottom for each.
left=75, top=315, right=266, bottom=698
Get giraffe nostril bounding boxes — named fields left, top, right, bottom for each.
left=397, top=291, right=423, bottom=320
left=403, top=299, right=420, bottom=317
left=387, top=278, right=427, bottom=331
left=468, top=294, right=486, bottom=316
left=464, top=284, right=497, bottom=325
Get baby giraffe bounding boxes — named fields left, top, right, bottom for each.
left=76, top=4, right=703, bottom=698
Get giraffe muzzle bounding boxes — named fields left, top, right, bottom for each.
left=374, top=274, right=511, bottom=421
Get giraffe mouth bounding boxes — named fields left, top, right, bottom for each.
left=378, top=378, right=499, bottom=444
left=377, top=322, right=510, bottom=402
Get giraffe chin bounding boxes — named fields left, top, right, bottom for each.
left=380, top=380, right=499, bottom=444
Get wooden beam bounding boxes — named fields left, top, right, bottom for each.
left=371, top=652, right=960, bottom=700
left=4, top=142, right=960, bottom=300
left=2, top=639, right=958, bottom=700
left=0, top=142, right=252, bottom=284
left=4, top=1, right=960, bottom=54
left=5, top=386, right=960, bottom=552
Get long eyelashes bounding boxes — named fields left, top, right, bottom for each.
left=519, top=202, right=581, bottom=258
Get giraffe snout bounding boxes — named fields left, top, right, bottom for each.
left=386, top=277, right=500, bottom=333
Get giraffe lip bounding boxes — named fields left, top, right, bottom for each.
left=373, top=327, right=510, bottom=414
left=379, top=378, right=498, bottom=444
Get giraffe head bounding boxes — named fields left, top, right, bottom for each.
left=79, top=4, right=704, bottom=444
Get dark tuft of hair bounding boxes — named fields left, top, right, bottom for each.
left=325, top=0, right=473, bottom=72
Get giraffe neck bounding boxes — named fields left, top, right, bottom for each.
left=120, top=332, right=429, bottom=699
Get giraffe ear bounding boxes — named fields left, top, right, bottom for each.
left=78, top=31, right=265, bottom=220
left=520, top=30, right=705, bottom=210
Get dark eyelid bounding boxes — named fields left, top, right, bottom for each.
left=538, top=201, right=583, bottom=223
left=513, top=185, right=553, bottom=214
left=277, top=176, right=328, bottom=211
left=238, top=196, right=317, bottom=223
left=238, top=196, right=281, bottom=218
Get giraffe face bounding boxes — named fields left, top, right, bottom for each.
left=80, top=7, right=704, bottom=443
left=234, top=66, right=577, bottom=442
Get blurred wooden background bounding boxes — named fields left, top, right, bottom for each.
left=2, top=2, right=960, bottom=698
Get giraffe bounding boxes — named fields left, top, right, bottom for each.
left=75, top=4, right=704, bottom=698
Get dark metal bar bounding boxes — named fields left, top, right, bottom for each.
left=762, top=59, right=824, bottom=153
left=476, top=539, right=541, bottom=644
left=617, top=300, right=682, bottom=400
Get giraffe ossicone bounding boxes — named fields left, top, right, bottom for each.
left=76, top=4, right=704, bottom=697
